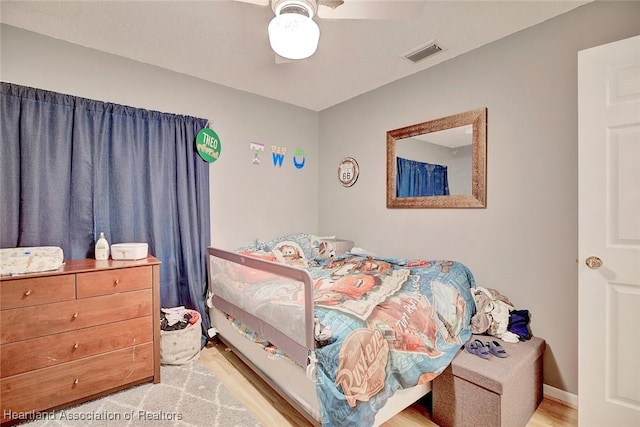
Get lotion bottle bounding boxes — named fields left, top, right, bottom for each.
left=95, top=232, right=110, bottom=260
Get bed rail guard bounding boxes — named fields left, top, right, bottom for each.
left=207, top=247, right=315, bottom=367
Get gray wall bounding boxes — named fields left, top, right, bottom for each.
left=0, top=24, right=320, bottom=250
left=317, top=1, right=640, bottom=394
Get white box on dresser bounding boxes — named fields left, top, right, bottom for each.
left=0, top=257, right=161, bottom=425
left=110, top=243, right=149, bottom=260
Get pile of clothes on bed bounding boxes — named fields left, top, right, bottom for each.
left=469, top=286, right=532, bottom=342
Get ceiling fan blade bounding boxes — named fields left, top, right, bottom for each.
left=318, top=0, right=426, bottom=20
left=233, top=0, right=270, bottom=6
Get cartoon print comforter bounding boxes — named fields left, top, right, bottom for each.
left=211, top=246, right=476, bottom=426
left=310, top=255, right=475, bottom=426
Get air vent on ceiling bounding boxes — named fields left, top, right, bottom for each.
left=403, top=41, right=442, bottom=63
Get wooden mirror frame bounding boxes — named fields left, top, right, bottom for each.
left=386, top=107, right=487, bottom=208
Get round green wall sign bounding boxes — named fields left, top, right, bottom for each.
left=196, top=128, right=221, bottom=163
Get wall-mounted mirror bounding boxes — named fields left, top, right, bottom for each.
left=386, top=108, right=487, bottom=208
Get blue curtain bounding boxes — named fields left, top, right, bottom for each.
left=0, top=82, right=211, bottom=341
left=396, top=157, right=449, bottom=197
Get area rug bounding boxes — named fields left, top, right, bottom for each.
left=19, top=359, right=262, bottom=427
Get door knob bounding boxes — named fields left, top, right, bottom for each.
left=585, top=256, right=603, bottom=270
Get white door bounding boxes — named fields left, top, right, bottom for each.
left=578, top=35, right=640, bottom=427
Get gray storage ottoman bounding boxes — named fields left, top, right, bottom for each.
left=433, top=335, right=546, bottom=427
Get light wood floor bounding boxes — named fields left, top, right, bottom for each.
left=199, top=341, right=577, bottom=427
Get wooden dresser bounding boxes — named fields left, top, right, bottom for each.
left=0, top=257, right=161, bottom=424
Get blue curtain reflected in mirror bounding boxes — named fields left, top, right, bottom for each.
left=396, top=157, right=449, bottom=197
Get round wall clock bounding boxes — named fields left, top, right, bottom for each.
left=338, top=157, right=359, bottom=187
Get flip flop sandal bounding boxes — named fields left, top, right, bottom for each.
left=486, top=340, right=509, bottom=358
left=474, top=339, right=491, bottom=359
left=464, top=340, right=478, bottom=356
left=465, top=339, right=490, bottom=359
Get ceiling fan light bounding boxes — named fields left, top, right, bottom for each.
left=268, top=13, right=320, bottom=60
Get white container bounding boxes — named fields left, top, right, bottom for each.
left=95, top=232, right=110, bottom=260
left=110, top=243, right=148, bottom=260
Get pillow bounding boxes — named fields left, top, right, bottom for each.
left=271, top=241, right=308, bottom=268
left=314, top=237, right=356, bottom=259
left=257, top=233, right=317, bottom=260
left=308, top=235, right=336, bottom=259
left=316, top=240, right=337, bottom=259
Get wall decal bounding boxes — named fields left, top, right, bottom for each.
left=250, top=142, right=264, bottom=165
left=271, top=145, right=286, bottom=167
left=196, top=128, right=221, bottom=163
left=293, top=148, right=306, bottom=169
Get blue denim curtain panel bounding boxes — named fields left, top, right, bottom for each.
left=0, top=82, right=211, bottom=341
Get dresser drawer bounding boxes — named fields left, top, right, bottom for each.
left=1, top=316, right=152, bottom=378
left=1, top=342, right=153, bottom=418
left=76, top=266, right=152, bottom=298
left=0, top=275, right=75, bottom=310
left=1, top=290, right=152, bottom=344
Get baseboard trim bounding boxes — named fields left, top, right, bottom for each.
left=543, top=384, right=578, bottom=409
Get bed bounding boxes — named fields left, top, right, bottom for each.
left=206, top=233, right=476, bottom=426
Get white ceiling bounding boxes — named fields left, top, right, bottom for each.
left=0, top=0, right=589, bottom=111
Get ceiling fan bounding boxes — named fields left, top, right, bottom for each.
left=234, top=0, right=426, bottom=60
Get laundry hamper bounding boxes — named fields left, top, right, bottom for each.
left=160, top=309, right=201, bottom=365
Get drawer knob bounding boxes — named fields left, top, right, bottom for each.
left=72, top=312, right=78, bottom=319
left=74, top=378, right=79, bottom=385
left=73, top=342, right=79, bottom=350
left=113, top=279, right=120, bottom=286
left=24, top=289, right=32, bottom=297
